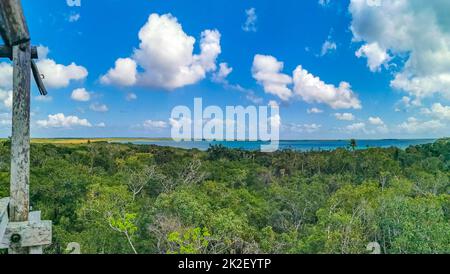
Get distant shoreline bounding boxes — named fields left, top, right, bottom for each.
left=0, top=137, right=442, bottom=145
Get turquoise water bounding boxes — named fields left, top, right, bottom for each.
left=118, top=139, right=436, bottom=152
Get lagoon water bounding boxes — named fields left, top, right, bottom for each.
left=120, top=139, right=436, bottom=152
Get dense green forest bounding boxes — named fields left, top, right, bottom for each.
left=0, top=139, right=449, bottom=254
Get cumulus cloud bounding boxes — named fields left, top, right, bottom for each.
left=252, top=54, right=293, bottom=101
left=0, top=112, right=10, bottom=126
left=252, top=54, right=361, bottom=109
left=346, top=122, right=366, bottom=132
left=334, top=113, right=355, bottom=121
left=242, top=8, right=257, bottom=32
left=398, top=117, right=444, bottom=134
left=71, top=88, right=91, bottom=102
left=423, top=103, right=450, bottom=121
left=368, top=116, right=385, bottom=125
left=35, top=95, right=53, bottom=102
left=288, top=123, right=322, bottom=133
left=143, top=120, right=168, bottom=129
left=349, top=0, right=450, bottom=99
left=36, top=46, right=88, bottom=89
left=101, top=13, right=222, bottom=90
left=0, top=90, right=12, bottom=109
left=37, top=113, right=92, bottom=128
left=212, top=63, right=233, bottom=84
left=100, top=58, right=137, bottom=86
left=89, top=103, right=109, bottom=112
left=307, top=108, right=323, bottom=114
left=293, top=66, right=361, bottom=109
left=321, top=40, right=337, bottom=56
left=0, top=63, right=13, bottom=109
left=0, top=62, right=13, bottom=90
left=126, top=93, right=137, bottom=101
left=1, top=46, right=87, bottom=108
left=355, top=42, right=390, bottom=72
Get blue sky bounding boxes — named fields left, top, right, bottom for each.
left=1, top=0, right=450, bottom=139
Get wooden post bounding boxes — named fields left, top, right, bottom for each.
left=9, top=41, right=31, bottom=254
left=0, top=0, right=51, bottom=254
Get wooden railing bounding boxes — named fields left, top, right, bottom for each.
left=0, top=0, right=51, bottom=254
left=0, top=197, right=51, bottom=253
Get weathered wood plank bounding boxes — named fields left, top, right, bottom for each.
left=0, top=197, right=9, bottom=240
left=8, top=42, right=31, bottom=255
left=9, top=42, right=31, bottom=223
left=0, top=0, right=29, bottom=46
left=0, top=219, right=52, bottom=249
left=28, top=211, right=43, bottom=254
left=0, top=45, right=39, bottom=59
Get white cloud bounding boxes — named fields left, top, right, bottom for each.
left=35, top=46, right=88, bottom=89
left=398, top=117, right=444, bottom=134
left=252, top=54, right=293, bottom=101
left=252, top=54, right=361, bottom=109
left=268, top=100, right=280, bottom=109
left=35, top=95, right=53, bottom=102
left=289, top=123, right=322, bottom=133
left=126, top=93, right=137, bottom=101
left=3, top=49, right=83, bottom=107
left=346, top=122, right=366, bottom=132
left=355, top=42, right=390, bottom=72
left=96, top=122, right=106, bottom=128
left=349, top=0, right=450, bottom=99
left=293, top=66, right=361, bottom=109
left=307, top=108, right=323, bottom=114
left=368, top=116, right=384, bottom=125
left=0, top=89, right=12, bottom=109
left=334, top=113, right=355, bottom=121
left=37, top=45, right=50, bottom=59
left=423, top=103, right=450, bottom=121
left=0, top=62, right=13, bottom=109
left=101, top=13, right=222, bottom=90
left=0, top=113, right=10, bottom=126
left=242, top=8, right=257, bottom=32
left=71, top=88, right=91, bottom=102
left=143, top=120, right=168, bottom=129
left=321, top=40, right=337, bottom=56
left=37, top=113, right=92, bottom=128
left=100, top=58, right=137, bottom=86
left=0, top=62, right=13, bottom=89
left=89, top=103, right=109, bottom=112
left=212, top=62, right=233, bottom=84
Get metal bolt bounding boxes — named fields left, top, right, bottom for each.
left=10, top=234, right=21, bottom=244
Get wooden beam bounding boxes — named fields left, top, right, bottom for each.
left=28, top=211, right=43, bottom=254
left=0, top=198, right=9, bottom=241
left=0, top=45, right=38, bottom=59
left=9, top=42, right=31, bottom=254
left=0, top=0, right=29, bottom=46
left=0, top=218, right=52, bottom=249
